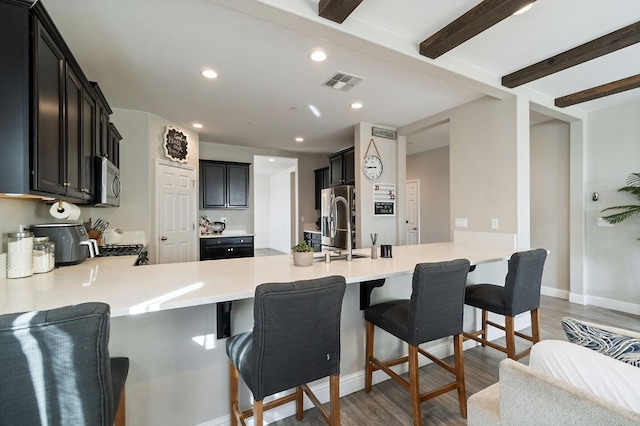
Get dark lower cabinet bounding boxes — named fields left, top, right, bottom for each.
left=303, top=231, right=322, bottom=252
left=200, top=236, right=254, bottom=260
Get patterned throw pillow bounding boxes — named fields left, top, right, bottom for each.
left=562, top=317, right=640, bottom=368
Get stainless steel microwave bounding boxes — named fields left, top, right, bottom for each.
left=94, top=156, right=121, bottom=207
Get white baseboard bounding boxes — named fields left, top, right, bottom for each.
left=581, top=294, right=640, bottom=316
left=541, top=285, right=569, bottom=299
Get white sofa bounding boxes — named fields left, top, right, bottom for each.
left=468, top=326, right=640, bottom=425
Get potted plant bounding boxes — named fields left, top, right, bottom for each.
left=292, top=242, right=314, bottom=266
left=601, top=172, right=640, bottom=237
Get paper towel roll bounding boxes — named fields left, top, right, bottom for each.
left=49, top=201, right=81, bottom=220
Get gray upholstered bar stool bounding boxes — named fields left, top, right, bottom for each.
left=0, top=302, right=129, bottom=426
left=226, top=275, right=346, bottom=426
left=463, top=248, right=547, bottom=360
left=364, top=259, right=471, bottom=426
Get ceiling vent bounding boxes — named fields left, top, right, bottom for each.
left=323, top=72, right=364, bottom=91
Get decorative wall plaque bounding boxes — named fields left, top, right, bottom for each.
left=372, top=127, right=396, bottom=140
left=163, top=126, right=189, bottom=163
left=373, top=183, right=396, bottom=216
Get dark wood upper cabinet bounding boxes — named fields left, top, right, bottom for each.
left=328, top=146, right=355, bottom=186
left=200, top=160, right=250, bottom=209
left=0, top=1, right=117, bottom=203
left=32, top=19, right=65, bottom=196
left=314, top=167, right=329, bottom=210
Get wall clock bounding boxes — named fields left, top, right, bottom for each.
left=363, top=139, right=383, bottom=180
left=363, top=154, right=383, bottom=180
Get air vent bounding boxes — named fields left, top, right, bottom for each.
left=322, top=71, right=364, bottom=91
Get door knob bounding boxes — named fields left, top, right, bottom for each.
left=161, top=236, right=167, bottom=241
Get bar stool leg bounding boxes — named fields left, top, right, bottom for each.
left=408, top=345, right=421, bottom=426
left=480, top=310, right=489, bottom=347
left=296, top=386, right=304, bottom=420
left=453, top=334, right=467, bottom=418
left=228, top=359, right=239, bottom=426
left=330, top=375, right=341, bottom=426
left=255, top=400, right=264, bottom=426
left=531, top=308, right=541, bottom=343
left=505, top=316, right=516, bottom=359
left=365, top=321, right=375, bottom=392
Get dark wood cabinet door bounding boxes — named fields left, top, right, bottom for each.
left=227, top=163, right=249, bottom=208
left=108, top=123, right=122, bottom=168
left=64, top=65, right=85, bottom=199
left=33, top=22, right=65, bottom=195
left=81, top=90, right=96, bottom=199
left=200, top=161, right=226, bottom=208
left=342, top=148, right=355, bottom=184
left=200, top=237, right=254, bottom=260
left=329, top=154, right=343, bottom=186
left=314, top=167, right=329, bottom=210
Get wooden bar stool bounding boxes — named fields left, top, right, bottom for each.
left=364, top=259, right=471, bottom=426
left=226, top=276, right=346, bottom=426
left=463, top=248, right=548, bottom=360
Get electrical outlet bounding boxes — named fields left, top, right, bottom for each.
left=455, top=218, right=468, bottom=228
left=491, top=218, right=499, bottom=229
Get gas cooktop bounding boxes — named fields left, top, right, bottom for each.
left=98, top=244, right=144, bottom=257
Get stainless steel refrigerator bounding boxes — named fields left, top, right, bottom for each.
left=321, top=185, right=356, bottom=251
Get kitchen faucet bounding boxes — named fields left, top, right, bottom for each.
left=330, top=195, right=352, bottom=261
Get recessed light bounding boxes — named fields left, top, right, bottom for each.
left=513, top=2, right=534, bottom=15
left=310, top=50, right=327, bottom=62
left=202, top=69, right=218, bottom=79
left=268, top=158, right=275, bottom=162
left=350, top=102, right=363, bottom=109
left=193, top=123, right=203, bottom=129
left=295, top=137, right=304, bottom=142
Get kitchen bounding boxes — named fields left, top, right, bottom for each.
left=1, top=0, right=640, bottom=425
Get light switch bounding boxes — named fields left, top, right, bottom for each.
left=491, top=218, right=499, bottom=229
left=455, top=218, right=468, bottom=228
left=597, top=217, right=614, bottom=227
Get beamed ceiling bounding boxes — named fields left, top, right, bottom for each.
left=41, top=0, right=640, bottom=154
left=327, top=0, right=640, bottom=109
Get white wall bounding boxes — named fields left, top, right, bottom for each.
left=449, top=96, right=521, bottom=239
left=530, top=120, right=570, bottom=296
left=354, top=122, right=402, bottom=248
left=406, top=146, right=451, bottom=243
left=253, top=177, right=270, bottom=249
left=269, top=168, right=293, bottom=253
left=586, top=100, right=640, bottom=311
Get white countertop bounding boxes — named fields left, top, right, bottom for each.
left=199, top=232, right=254, bottom=239
left=0, top=243, right=513, bottom=318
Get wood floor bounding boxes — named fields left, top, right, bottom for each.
left=270, top=295, right=640, bottom=425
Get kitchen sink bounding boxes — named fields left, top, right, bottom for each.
left=313, top=252, right=369, bottom=262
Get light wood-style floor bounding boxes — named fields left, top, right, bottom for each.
left=269, top=295, right=640, bottom=425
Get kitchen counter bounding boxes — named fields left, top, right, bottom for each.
left=199, top=231, right=254, bottom=239
left=0, top=242, right=513, bottom=317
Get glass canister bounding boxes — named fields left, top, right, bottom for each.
left=7, top=230, right=34, bottom=278
left=33, top=236, right=50, bottom=274
left=47, top=240, right=56, bottom=271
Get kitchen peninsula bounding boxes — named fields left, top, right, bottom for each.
left=0, top=242, right=515, bottom=425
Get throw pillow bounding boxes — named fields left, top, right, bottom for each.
left=561, top=317, right=640, bottom=367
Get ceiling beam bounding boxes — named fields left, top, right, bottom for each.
left=503, top=21, right=640, bottom=88
left=555, top=74, right=640, bottom=108
left=319, top=0, right=364, bottom=24
left=420, top=0, right=536, bottom=59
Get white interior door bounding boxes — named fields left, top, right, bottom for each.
left=155, top=160, right=197, bottom=264
left=406, top=180, right=420, bottom=245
